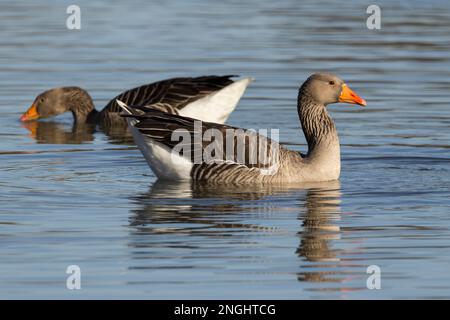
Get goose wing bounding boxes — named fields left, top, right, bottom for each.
left=123, top=108, right=286, bottom=183
left=103, top=75, right=237, bottom=114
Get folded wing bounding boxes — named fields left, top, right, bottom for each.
left=123, top=108, right=285, bottom=183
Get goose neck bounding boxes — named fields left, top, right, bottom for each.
left=297, top=90, right=338, bottom=156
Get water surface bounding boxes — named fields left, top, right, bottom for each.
left=1, top=0, right=450, bottom=299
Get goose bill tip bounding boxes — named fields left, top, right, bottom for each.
left=339, top=84, right=367, bottom=107
left=20, top=104, right=40, bottom=121
left=360, top=98, right=367, bottom=107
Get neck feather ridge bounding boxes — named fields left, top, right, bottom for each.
left=297, top=89, right=338, bottom=155
left=63, top=87, right=97, bottom=124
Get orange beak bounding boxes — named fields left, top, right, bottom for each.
left=20, top=103, right=40, bottom=121
left=338, top=84, right=367, bottom=106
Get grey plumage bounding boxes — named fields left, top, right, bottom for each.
left=22, top=75, right=239, bottom=127
left=99, top=75, right=237, bottom=126
left=122, top=73, right=366, bottom=184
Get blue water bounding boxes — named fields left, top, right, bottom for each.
left=1, top=0, right=450, bottom=299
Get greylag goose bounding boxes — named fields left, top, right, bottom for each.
left=19, top=75, right=252, bottom=126
left=118, top=73, right=366, bottom=184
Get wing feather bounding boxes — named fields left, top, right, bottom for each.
left=102, top=75, right=237, bottom=114
left=127, top=109, right=284, bottom=182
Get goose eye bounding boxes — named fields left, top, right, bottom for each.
left=329, top=81, right=335, bottom=85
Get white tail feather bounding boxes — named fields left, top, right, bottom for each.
left=116, top=99, right=133, bottom=115
left=179, top=77, right=253, bottom=124
left=122, top=77, right=253, bottom=180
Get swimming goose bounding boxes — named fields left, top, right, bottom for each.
left=19, top=75, right=253, bottom=127
left=118, top=73, right=366, bottom=184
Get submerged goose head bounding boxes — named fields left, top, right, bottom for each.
left=19, top=75, right=252, bottom=127
left=299, top=73, right=366, bottom=107
left=20, top=87, right=96, bottom=123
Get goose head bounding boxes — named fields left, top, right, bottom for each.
left=20, top=87, right=95, bottom=122
left=300, top=73, right=366, bottom=107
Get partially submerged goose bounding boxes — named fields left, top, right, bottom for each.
left=119, top=73, right=366, bottom=184
left=20, top=75, right=252, bottom=127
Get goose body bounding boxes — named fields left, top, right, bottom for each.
left=120, top=73, right=366, bottom=184
left=20, top=75, right=253, bottom=128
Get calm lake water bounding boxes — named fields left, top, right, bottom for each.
left=1, top=0, right=450, bottom=299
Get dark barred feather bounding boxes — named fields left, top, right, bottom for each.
left=126, top=109, right=283, bottom=176
left=102, top=75, right=237, bottom=115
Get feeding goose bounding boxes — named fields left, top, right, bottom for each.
left=19, top=75, right=253, bottom=127
left=118, top=73, right=366, bottom=184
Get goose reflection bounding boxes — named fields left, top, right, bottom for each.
left=129, top=180, right=284, bottom=235
left=21, top=120, right=134, bottom=145
left=296, top=181, right=342, bottom=283
left=129, top=180, right=342, bottom=285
